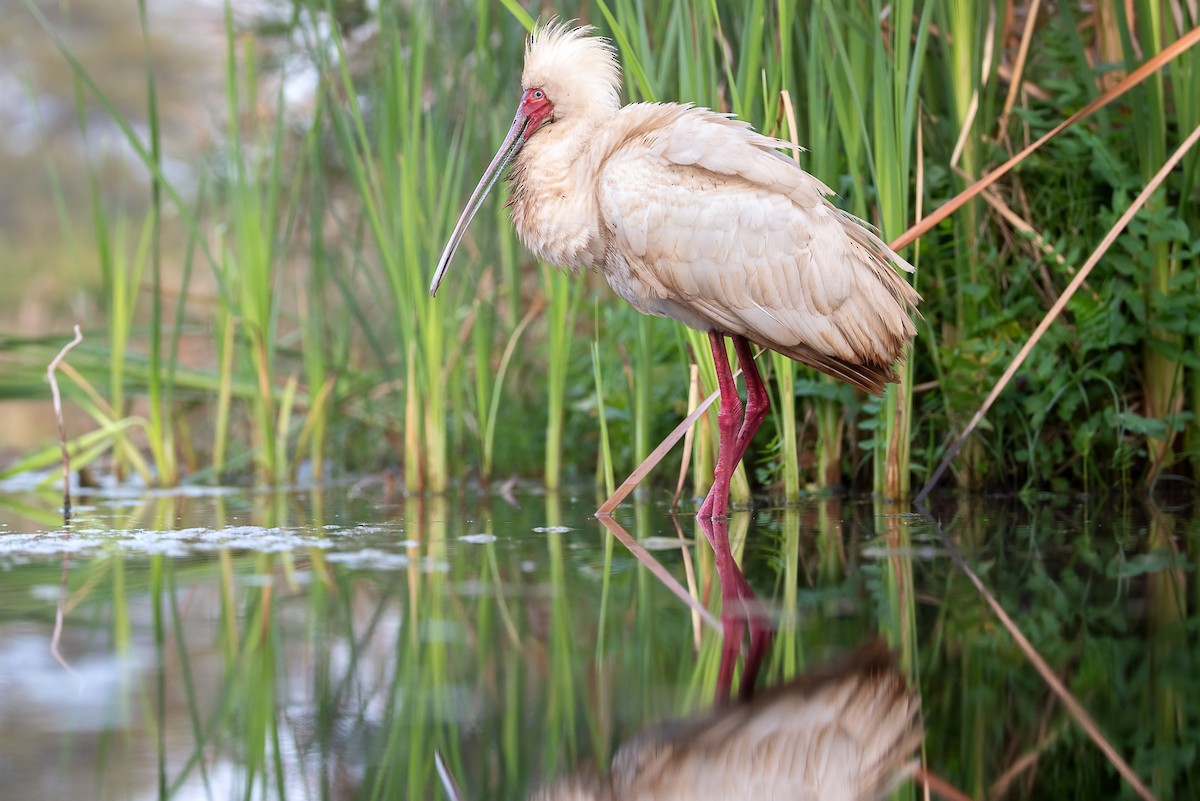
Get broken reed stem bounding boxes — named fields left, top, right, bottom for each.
left=48, top=325, right=84, bottom=522
left=596, top=381, right=722, bottom=516
left=913, top=766, right=973, bottom=801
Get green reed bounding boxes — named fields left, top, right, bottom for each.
left=790, top=0, right=930, bottom=499
left=136, top=0, right=174, bottom=487
left=1117, top=0, right=1177, bottom=476
left=98, top=218, right=149, bottom=480
left=1173, top=5, right=1200, bottom=482
left=868, top=0, right=929, bottom=500
left=928, top=1, right=1001, bottom=491
left=768, top=10, right=802, bottom=503
left=299, top=118, right=334, bottom=484
left=218, top=5, right=302, bottom=486
left=321, top=5, right=471, bottom=493
left=795, top=0, right=871, bottom=493
left=1106, top=0, right=1200, bottom=483
left=593, top=336, right=617, bottom=497
left=541, top=266, right=585, bottom=490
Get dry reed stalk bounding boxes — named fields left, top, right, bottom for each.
left=47, top=324, right=83, bottom=522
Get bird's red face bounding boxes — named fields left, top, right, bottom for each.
left=519, top=87, right=553, bottom=138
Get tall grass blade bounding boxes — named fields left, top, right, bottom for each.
left=137, top=0, right=175, bottom=486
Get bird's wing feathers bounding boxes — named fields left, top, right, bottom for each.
left=649, top=107, right=833, bottom=210
left=595, top=105, right=919, bottom=395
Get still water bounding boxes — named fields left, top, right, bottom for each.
left=0, top=485, right=1194, bottom=800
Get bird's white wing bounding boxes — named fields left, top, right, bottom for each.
left=595, top=105, right=919, bottom=393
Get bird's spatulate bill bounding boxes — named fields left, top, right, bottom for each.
left=429, top=108, right=530, bottom=297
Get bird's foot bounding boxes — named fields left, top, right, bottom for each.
left=697, top=481, right=729, bottom=519
left=696, top=495, right=722, bottom=520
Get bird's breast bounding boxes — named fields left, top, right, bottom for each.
left=509, top=146, right=605, bottom=270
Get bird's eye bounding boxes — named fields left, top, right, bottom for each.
left=532, top=89, right=544, bottom=100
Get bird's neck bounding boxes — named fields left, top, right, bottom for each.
left=509, top=116, right=607, bottom=269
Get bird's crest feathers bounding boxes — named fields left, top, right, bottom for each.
left=523, top=19, right=621, bottom=120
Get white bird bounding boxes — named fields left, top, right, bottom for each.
left=431, top=21, right=921, bottom=522
left=526, top=640, right=923, bottom=801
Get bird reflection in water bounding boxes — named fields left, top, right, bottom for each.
left=697, top=514, right=775, bottom=703
left=518, top=516, right=923, bottom=801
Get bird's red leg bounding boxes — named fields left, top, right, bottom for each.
left=727, top=336, right=773, bottom=696
left=698, top=331, right=743, bottom=520
left=696, top=336, right=774, bottom=696
left=698, top=334, right=768, bottom=519
left=730, top=335, right=769, bottom=468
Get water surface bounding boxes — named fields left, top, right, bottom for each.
left=0, top=486, right=1194, bottom=799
